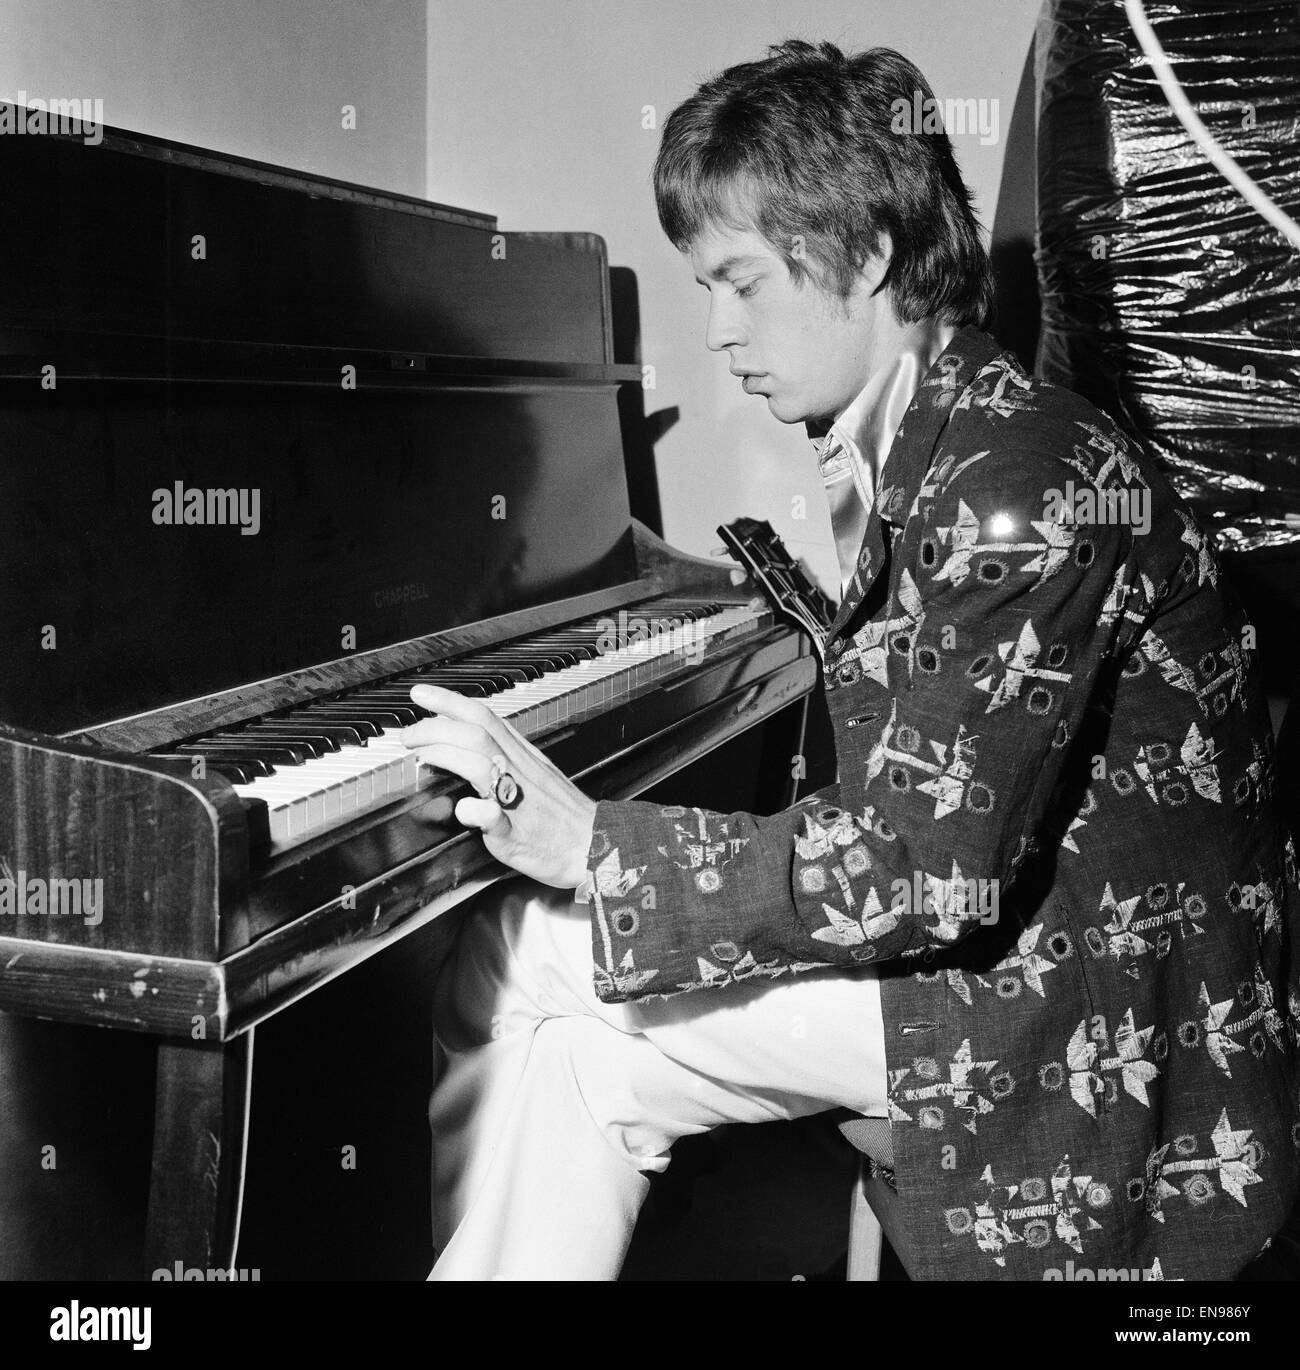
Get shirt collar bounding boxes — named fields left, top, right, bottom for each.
left=810, top=316, right=957, bottom=593
left=810, top=316, right=959, bottom=477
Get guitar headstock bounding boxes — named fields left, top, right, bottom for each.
left=717, top=517, right=834, bottom=654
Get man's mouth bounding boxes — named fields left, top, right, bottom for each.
left=735, top=373, right=768, bottom=393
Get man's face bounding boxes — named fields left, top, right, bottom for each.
left=688, top=223, right=883, bottom=426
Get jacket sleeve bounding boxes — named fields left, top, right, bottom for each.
left=584, top=444, right=1135, bottom=1003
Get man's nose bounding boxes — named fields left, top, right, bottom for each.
left=704, top=294, right=744, bottom=353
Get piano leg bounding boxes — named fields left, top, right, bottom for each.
left=143, top=1032, right=253, bottom=1279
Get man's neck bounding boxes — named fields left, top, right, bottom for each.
left=840, top=308, right=916, bottom=422
left=809, top=314, right=956, bottom=447
left=807, top=309, right=944, bottom=439
left=813, top=312, right=959, bottom=596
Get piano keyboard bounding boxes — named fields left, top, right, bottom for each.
left=155, top=600, right=768, bottom=855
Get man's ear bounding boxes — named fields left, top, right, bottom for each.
left=856, top=231, right=894, bottom=298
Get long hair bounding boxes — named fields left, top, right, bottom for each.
left=654, top=40, right=994, bottom=327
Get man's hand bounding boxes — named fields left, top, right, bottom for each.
left=401, top=684, right=598, bottom=889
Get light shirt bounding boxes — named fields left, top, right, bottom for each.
left=813, top=317, right=957, bottom=595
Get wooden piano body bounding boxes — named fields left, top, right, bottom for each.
left=0, top=115, right=817, bottom=1277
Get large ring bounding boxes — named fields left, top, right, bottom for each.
left=489, top=759, right=522, bottom=809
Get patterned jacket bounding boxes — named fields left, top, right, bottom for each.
left=582, top=325, right=1300, bottom=1280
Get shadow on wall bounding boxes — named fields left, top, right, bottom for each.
left=611, top=264, right=673, bottom=537
left=988, top=37, right=1041, bottom=371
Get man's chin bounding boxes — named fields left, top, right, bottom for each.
left=762, top=393, right=806, bottom=424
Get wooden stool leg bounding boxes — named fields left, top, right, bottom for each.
left=143, top=1032, right=253, bottom=1278
left=846, top=1159, right=883, bottom=1282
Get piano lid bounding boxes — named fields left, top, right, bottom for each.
left=0, top=107, right=627, bottom=371
left=0, top=114, right=643, bottom=735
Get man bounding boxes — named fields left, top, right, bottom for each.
left=403, top=40, right=1300, bottom=1280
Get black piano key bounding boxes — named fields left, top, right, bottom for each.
left=176, top=739, right=310, bottom=766
left=290, top=704, right=415, bottom=729
left=320, top=697, right=424, bottom=725
left=507, top=632, right=592, bottom=645
left=398, top=670, right=515, bottom=691
left=504, top=646, right=601, bottom=664
left=511, top=639, right=597, bottom=661
left=466, top=650, right=550, bottom=665
left=153, top=752, right=267, bottom=783
left=469, top=655, right=552, bottom=677
left=241, top=724, right=346, bottom=752
left=344, top=686, right=486, bottom=707
left=361, top=680, right=490, bottom=699
left=165, top=744, right=285, bottom=772
left=660, top=602, right=717, bottom=619
left=308, top=706, right=421, bottom=728
left=201, top=751, right=281, bottom=777
left=229, top=730, right=336, bottom=758
left=206, top=759, right=260, bottom=784
left=421, top=663, right=522, bottom=682
left=185, top=731, right=325, bottom=758
left=182, top=741, right=309, bottom=767
left=444, top=660, right=540, bottom=681
left=283, top=710, right=383, bottom=738
left=531, top=630, right=607, bottom=642
left=513, top=627, right=602, bottom=639
left=263, top=720, right=368, bottom=747
left=637, top=601, right=720, bottom=622
left=538, top=646, right=587, bottom=665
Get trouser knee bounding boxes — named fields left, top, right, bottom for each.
left=432, top=875, right=570, bottom=1049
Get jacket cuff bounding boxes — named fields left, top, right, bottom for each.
left=583, top=798, right=704, bottom=1002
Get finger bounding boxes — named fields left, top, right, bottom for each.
left=401, top=716, right=496, bottom=754
left=408, top=684, right=519, bottom=752
left=410, top=743, right=496, bottom=796
left=455, top=794, right=510, bottom=834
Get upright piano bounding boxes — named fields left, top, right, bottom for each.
left=0, top=115, right=818, bottom=1277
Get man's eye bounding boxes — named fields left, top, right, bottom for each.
left=734, top=280, right=759, bottom=299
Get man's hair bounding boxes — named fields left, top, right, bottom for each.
left=654, top=40, right=994, bottom=328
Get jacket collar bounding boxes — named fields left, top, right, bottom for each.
left=823, top=324, right=1007, bottom=646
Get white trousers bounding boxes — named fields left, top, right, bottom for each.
left=427, top=875, right=889, bottom=1280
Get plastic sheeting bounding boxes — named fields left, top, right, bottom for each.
left=1035, top=0, right=1300, bottom=554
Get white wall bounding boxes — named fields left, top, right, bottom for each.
left=427, top=0, right=1042, bottom=592
left=0, top=0, right=427, bottom=194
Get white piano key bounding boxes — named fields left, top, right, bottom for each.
left=232, top=603, right=767, bottom=854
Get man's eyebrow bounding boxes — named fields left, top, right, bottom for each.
left=692, top=255, right=766, bottom=285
